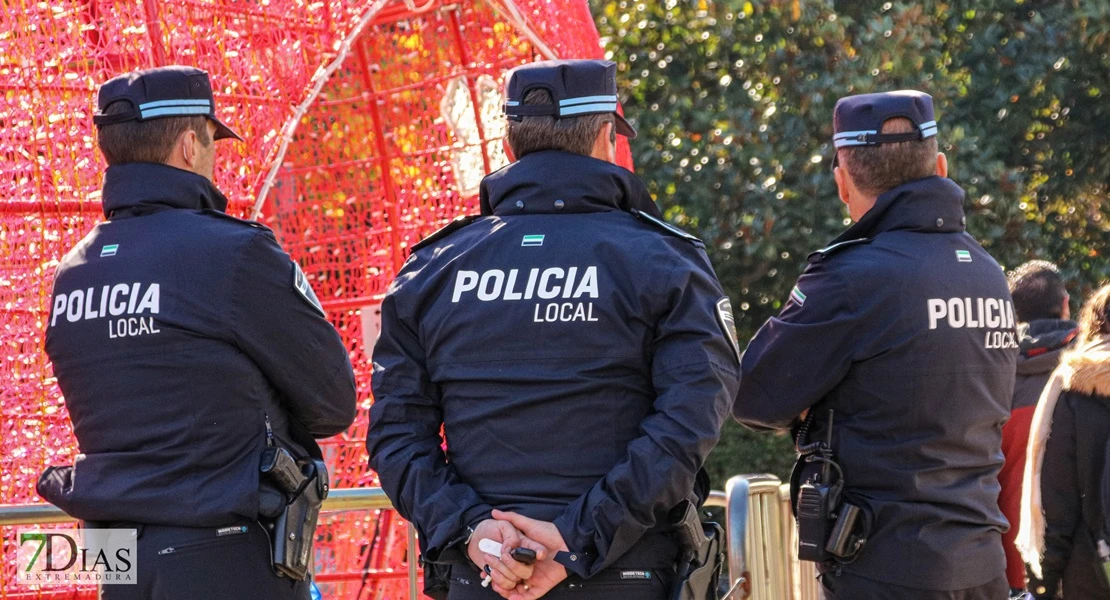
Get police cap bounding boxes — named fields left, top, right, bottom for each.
left=503, top=59, right=636, bottom=139
left=93, top=66, right=242, bottom=141
left=832, top=90, right=936, bottom=167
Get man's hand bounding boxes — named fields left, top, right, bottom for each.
left=492, top=510, right=570, bottom=600
left=466, top=518, right=547, bottom=598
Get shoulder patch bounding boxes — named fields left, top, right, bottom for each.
left=715, top=297, right=742, bottom=365
left=630, top=209, right=704, bottom=248
left=807, top=238, right=871, bottom=263
left=788, top=285, right=807, bottom=307
left=292, top=262, right=326, bottom=318
left=413, top=215, right=481, bottom=252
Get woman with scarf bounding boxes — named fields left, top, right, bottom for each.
left=1018, top=283, right=1110, bottom=599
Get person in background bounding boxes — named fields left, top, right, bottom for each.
left=999, top=261, right=1078, bottom=596
left=1019, top=283, right=1110, bottom=599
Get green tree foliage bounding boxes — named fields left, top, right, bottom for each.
left=594, top=0, right=1109, bottom=480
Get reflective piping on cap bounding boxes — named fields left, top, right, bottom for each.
left=138, top=99, right=212, bottom=110
left=833, top=129, right=878, bottom=140
left=560, top=102, right=618, bottom=116
left=558, top=94, right=618, bottom=107
left=833, top=129, right=878, bottom=148
left=140, top=106, right=212, bottom=119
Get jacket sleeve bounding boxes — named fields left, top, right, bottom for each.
left=367, top=254, right=494, bottom=561
left=229, top=231, right=357, bottom=437
left=1030, top=394, right=1079, bottom=598
left=733, top=260, right=859, bottom=431
left=551, top=248, right=740, bottom=577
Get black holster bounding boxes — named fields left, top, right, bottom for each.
left=259, top=447, right=329, bottom=580
left=669, top=501, right=724, bottom=600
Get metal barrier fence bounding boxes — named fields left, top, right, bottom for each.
left=0, top=488, right=732, bottom=600
left=0, top=481, right=823, bottom=600
left=721, top=475, right=822, bottom=600
left=725, top=474, right=789, bottom=599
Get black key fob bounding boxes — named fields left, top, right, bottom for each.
left=509, top=547, right=537, bottom=565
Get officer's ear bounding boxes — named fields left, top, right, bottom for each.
left=935, top=152, right=948, bottom=178
left=590, top=122, right=616, bottom=164
left=833, top=163, right=851, bottom=207
left=165, top=128, right=201, bottom=172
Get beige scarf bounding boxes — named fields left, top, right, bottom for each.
left=1017, top=335, right=1110, bottom=579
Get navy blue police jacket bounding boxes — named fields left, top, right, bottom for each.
left=38, top=162, right=357, bottom=527
left=367, top=151, right=740, bottom=577
left=734, top=176, right=1016, bottom=590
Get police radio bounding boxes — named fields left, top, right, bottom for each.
left=793, top=410, right=867, bottom=563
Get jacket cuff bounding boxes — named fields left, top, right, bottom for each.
left=424, top=507, right=493, bottom=565
left=37, top=465, right=75, bottom=511
left=554, top=550, right=594, bottom=579
left=551, top=515, right=596, bottom=578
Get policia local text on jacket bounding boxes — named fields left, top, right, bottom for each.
left=38, top=162, right=357, bottom=597
left=733, top=176, right=1017, bottom=596
left=367, top=150, right=740, bottom=596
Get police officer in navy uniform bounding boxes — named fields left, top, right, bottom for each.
left=733, top=91, right=1016, bottom=599
left=367, top=60, right=740, bottom=600
left=37, top=66, right=357, bottom=600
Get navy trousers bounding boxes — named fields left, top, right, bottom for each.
left=96, top=521, right=309, bottom=600
left=820, top=571, right=1009, bottom=600
left=446, top=566, right=676, bottom=600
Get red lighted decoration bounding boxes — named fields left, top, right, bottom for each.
left=0, top=0, right=629, bottom=597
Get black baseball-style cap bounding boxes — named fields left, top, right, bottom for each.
left=503, top=59, right=636, bottom=139
left=831, top=90, right=936, bottom=168
left=93, top=66, right=242, bottom=141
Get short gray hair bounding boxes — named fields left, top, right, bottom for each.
left=839, top=117, right=938, bottom=196
left=97, top=101, right=211, bottom=165
left=506, top=88, right=613, bottom=158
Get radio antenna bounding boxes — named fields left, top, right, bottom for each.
left=823, top=410, right=835, bottom=482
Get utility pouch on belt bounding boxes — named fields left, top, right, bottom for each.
left=669, top=500, right=724, bottom=600
left=260, top=447, right=329, bottom=580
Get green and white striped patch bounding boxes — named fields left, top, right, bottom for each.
left=956, top=250, right=972, bottom=263
left=521, top=234, right=545, bottom=247
left=100, top=244, right=119, bottom=257
left=789, top=285, right=806, bottom=306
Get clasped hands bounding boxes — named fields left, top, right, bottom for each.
left=466, top=510, right=570, bottom=600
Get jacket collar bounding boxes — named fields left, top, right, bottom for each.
left=101, top=162, right=230, bottom=218
left=479, top=151, right=663, bottom=218
left=1017, top=319, right=1079, bottom=375
left=1019, top=319, right=1079, bottom=355
left=830, top=176, right=967, bottom=244
left=1061, top=335, right=1110, bottom=397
